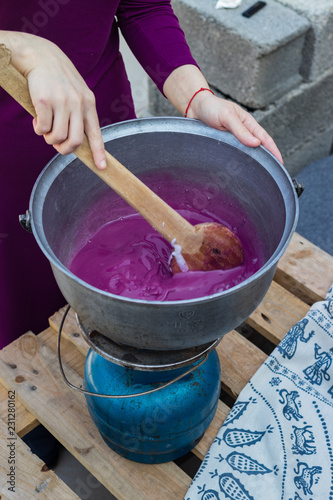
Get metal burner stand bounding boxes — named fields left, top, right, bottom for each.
left=57, top=305, right=221, bottom=463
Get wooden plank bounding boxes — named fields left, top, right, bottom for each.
left=0, top=417, right=79, bottom=499
left=0, top=321, right=90, bottom=444
left=275, top=233, right=333, bottom=304
left=0, top=333, right=192, bottom=500
left=0, top=322, right=85, bottom=441
left=39, top=326, right=86, bottom=379
left=48, top=307, right=89, bottom=357
left=193, top=400, right=230, bottom=460
left=246, top=280, right=310, bottom=345
left=0, top=384, right=38, bottom=438
left=216, top=330, right=267, bottom=398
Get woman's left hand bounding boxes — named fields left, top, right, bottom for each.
left=163, top=65, right=283, bottom=164
left=188, top=91, right=283, bottom=164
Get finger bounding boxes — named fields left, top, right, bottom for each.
left=32, top=100, right=54, bottom=136
left=234, top=124, right=261, bottom=148
left=243, top=114, right=284, bottom=164
left=221, top=109, right=261, bottom=148
left=43, top=103, right=70, bottom=146
left=261, top=136, right=283, bottom=164
left=84, top=107, right=106, bottom=170
left=53, top=109, right=84, bottom=155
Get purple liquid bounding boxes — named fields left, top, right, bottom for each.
left=70, top=208, right=264, bottom=301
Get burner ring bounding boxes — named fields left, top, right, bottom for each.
left=76, top=315, right=220, bottom=371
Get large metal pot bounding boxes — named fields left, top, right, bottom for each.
left=27, top=117, right=298, bottom=350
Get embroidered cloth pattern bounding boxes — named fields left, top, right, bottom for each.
left=185, top=283, right=333, bottom=500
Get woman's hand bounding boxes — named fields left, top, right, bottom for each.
left=188, top=91, right=283, bottom=164
left=0, top=31, right=106, bottom=169
left=163, top=65, right=283, bottom=164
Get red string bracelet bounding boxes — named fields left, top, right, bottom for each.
left=184, top=88, right=214, bottom=118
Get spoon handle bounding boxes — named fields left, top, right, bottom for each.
left=0, top=44, right=198, bottom=250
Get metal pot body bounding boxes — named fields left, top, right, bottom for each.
left=30, top=117, right=298, bottom=350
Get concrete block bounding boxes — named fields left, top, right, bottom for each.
left=282, top=125, right=333, bottom=177
left=253, top=67, right=333, bottom=173
left=172, top=0, right=309, bottom=108
left=276, top=0, right=333, bottom=80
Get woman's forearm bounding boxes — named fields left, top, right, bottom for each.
left=0, top=31, right=41, bottom=76
left=163, top=64, right=209, bottom=117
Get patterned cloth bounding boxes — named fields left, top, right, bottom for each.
left=185, top=283, right=333, bottom=500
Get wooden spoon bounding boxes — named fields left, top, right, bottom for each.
left=0, top=44, right=243, bottom=273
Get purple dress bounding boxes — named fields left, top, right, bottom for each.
left=0, top=0, right=197, bottom=347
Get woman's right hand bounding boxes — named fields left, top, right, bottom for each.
left=0, top=31, right=106, bottom=169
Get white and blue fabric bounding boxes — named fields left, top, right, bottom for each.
left=185, top=283, right=333, bottom=500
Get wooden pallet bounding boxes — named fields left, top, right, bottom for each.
left=0, top=233, right=332, bottom=499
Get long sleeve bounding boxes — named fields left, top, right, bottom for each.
left=116, top=0, right=199, bottom=92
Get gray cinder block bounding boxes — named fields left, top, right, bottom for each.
left=253, top=67, right=333, bottom=174
left=282, top=126, right=333, bottom=177
left=172, top=0, right=310, bottom=108
left=276, top=0, right=333, bottom=80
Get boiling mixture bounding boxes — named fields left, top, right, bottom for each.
left=70, top=177, right=265, bottom=301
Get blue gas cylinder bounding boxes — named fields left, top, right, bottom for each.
left=84, top=349, right=221, bottom=463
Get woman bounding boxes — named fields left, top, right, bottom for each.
left=0, top=0, right=282, bottom=348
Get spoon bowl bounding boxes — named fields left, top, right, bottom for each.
left=170, top=222, right=244, bottom=273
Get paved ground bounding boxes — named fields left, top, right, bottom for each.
left=296, top=153, right=333, bottom=256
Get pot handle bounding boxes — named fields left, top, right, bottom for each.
left=57, top=305, right=208, bottom=399
left=292, top=178, right=305, bottom=198
left=19, top=210, right=32, bottom=233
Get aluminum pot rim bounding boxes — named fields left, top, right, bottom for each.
left=29, top=116, right=299, bottom=306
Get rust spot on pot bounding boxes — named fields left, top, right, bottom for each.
left=15, top=375, right=25, bottom=383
